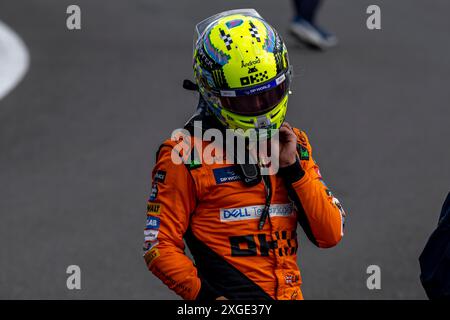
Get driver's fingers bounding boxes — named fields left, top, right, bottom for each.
left=282, top=122, right=293, bottom=131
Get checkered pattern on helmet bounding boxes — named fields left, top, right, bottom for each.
left=249, top=21, right=261, bottom=42
left=219, top=29, right=233, bottom=50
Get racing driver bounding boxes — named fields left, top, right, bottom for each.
left=143, top=9, right=346, bottom=300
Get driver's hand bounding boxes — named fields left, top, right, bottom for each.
left=279, top=122, right=298, bottom=168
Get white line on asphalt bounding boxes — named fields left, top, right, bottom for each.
left=0, top=20, right=30, bottom=101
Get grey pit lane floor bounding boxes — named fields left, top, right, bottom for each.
left=0, top=0, right=449, bottom=299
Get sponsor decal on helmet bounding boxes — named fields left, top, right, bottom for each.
left=274, top=51, right=285, bottom=73
left=263, top=21, right=276, bottom=53
left=217, top=72, right=287, bottom=97
left=220, top=90, right=236, bottom=97
left=241, top=57, right=261, bottom=68
left=201, top=68, right=216, bottom=88
left=211, top=69, right=228, bottom=88
left=248, top=21, right=261, bottom=42
left=275, top=73, right=286, bottom=85
left=196, top=45, right=217, bottom=70
left=225, top=19, right=243, bottom=29
left=220, top=203, right=293, bottom=222
left=204, top=32, right=230, bottom=65
left=240, top=71, right=269, bottom=86
left=249, top=83, right=271, bottom=95
left=219, top=28, right=233, bottom=50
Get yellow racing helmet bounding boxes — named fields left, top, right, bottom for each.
left=193, top=9, right=292, bottom=136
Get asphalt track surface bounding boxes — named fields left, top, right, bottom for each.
left=0, top=0, right=449, bottom=299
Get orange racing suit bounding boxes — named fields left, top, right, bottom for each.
left=143, top=116, right=346, bottom=300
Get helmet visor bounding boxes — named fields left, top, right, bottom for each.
left=217, top=71, right=290, bottom=116
left=220, top=81, right=287, bottom=115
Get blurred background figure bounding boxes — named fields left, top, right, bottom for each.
left=290, top=0, right=337, bottom=49
left=419, top=192, right=450, bottom=300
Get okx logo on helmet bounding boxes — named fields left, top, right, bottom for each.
left=193, top=9, right=292, bottom=137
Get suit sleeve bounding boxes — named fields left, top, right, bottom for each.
left=143, top=143, right=219, bottom=300
left=279, top=129, right=346, bottom=248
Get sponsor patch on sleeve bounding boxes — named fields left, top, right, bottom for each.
left=144, top=229, right=159, bottom=242
left=143, top=240, right=159, bottom=252
left=143, top=247, right=160, bottom=266
left=325, top=189, right=346, bottom=234
left=148, top=183, right=158, bottom=201
left=297, top=144, right=310, bottom=160
left=147, top=202, right=162, bottom=215
left=315, top=167, right=323, bottom=179
left=154, top=170, right=166, bottom=183
left=146, top=216, right=160, bottom=230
